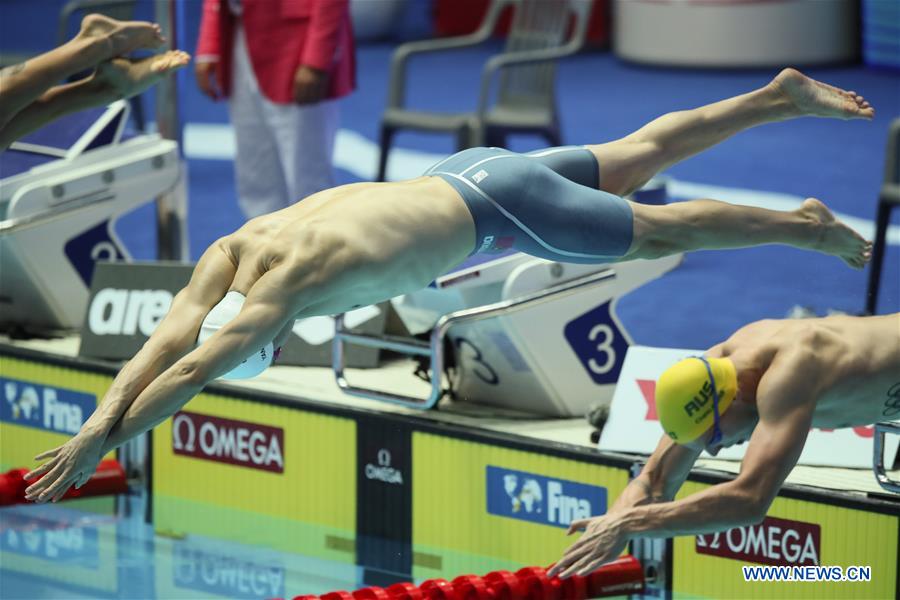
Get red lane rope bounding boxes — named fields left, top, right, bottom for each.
left=0, top=459, right=128, bottom=505
left=283, top=555, right=644, bottom=600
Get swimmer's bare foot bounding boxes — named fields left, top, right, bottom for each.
left=799, top=198, right=872, bottom=269
left=78, top=14, right=164, bottom=59
left=770, top=68, right=875, bottom=120
left=93, top=51, right=190, bottom=100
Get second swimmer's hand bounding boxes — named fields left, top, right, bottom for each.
left=23, top=430, right=106, bottom=503
left=548, top=514, right=629, bottom=579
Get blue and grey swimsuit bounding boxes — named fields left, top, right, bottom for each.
left=426, top=146, right=633, bottom=264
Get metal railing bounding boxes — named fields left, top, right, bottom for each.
left=873, top=421, right=900, bottom=494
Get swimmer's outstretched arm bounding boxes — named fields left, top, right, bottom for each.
left=551, top=353, right=817, bottom=579
left=27, top=268, right=298, bottom=502
left=93, top=277, right=295, bottom=454
left=23, top=244, right=241, bottom=502
left=613, top=436, right=700, bottom=509
left=106, top=264, right=304, bottom=435
left=88, top=244, right=237, bottom=437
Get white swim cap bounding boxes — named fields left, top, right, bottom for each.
left=197, top=291, right=273, bottom=380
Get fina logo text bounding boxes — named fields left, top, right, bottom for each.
left=2, top=522, right=99, bottom=565
left=1, top=378, right=93, bottom=435
left=365, top=448, right=403, bottom=485
left=486, top=466, right=607, bottom=529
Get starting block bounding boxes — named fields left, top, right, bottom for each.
left=332, top=251, right=681, bottom=416
left=0, top=101, right=181, bottom=334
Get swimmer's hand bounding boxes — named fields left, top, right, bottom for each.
left=548, top=515, right=629, bottom=579
left=23, top=430, right=105, bottom=504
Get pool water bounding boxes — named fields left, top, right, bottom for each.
left=0, top=493, right=683, bottom=600
left=0, top=493, right=358, bottom=599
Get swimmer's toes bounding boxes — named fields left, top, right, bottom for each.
left=846, top=255, right=863, bottom=270
left=775, top=69, right=873, bottom=120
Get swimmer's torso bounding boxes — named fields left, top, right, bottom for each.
left=220, top=176, right=475, bottom=316
left=711, top=314, right=900, bottom=427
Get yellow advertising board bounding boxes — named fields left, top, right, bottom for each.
left=412, top=431, right=631, bottom=579
left=672, top=480, right=898, bottom=599
left=152, top=392, right=357, bottom=563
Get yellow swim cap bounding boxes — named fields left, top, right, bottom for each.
left=655, top=357, right=738, bottom=443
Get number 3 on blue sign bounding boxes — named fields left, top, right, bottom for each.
left=455, top=336, right=499, bottom=385
left=587, top=323, right=616, bottom=375
left=563, top=301, right=628, bottom=385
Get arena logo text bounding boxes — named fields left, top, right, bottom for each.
left=88, top=288, right=173, bottom=336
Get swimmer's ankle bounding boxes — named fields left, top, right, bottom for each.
left=69, top=34, right=109, bottom=65
left=795, top=200, right=829, bottom=250
left=759, top=81, right=800, bottom=120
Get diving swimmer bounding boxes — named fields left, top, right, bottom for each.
left=550, top=313, right=900, bottom=579
left=25, top=68, right=875, bottom=503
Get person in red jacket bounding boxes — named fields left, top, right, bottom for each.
left=194, top=0, right=356, bottom=219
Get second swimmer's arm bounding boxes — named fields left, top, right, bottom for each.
left=617, top=353, right=816, bottom=539
left=611, top=435, right=701, bottom=512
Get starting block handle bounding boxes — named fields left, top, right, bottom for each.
left=332, top=268, right=617, bottom=409
left=873, top=421, right=900, bottom=494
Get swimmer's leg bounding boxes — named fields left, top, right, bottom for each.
left=0, top=51, right=188, bottom=149
left=587, top=69, right=874, bottom=197
left=625, top=197, right=872, bottom=269
left=0, top=15, right=163, bottom=131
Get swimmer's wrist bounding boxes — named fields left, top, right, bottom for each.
left=80, top=422, right=108, bottom=442
left=614, top=508, right=645, bottom=539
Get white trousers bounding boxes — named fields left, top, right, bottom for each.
left=228, top=25, right=339, bottom=219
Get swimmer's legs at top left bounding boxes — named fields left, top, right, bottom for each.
left=0, top=15, right=188, bottom=149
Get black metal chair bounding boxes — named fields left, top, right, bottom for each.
left=376, top=0, right=592, bottom=181
left=866, top=117, right=900, bottom=315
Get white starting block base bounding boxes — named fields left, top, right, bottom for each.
left=0, top=102, right=181, bottom=332
left=392, top=253, right=682, bottom=417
